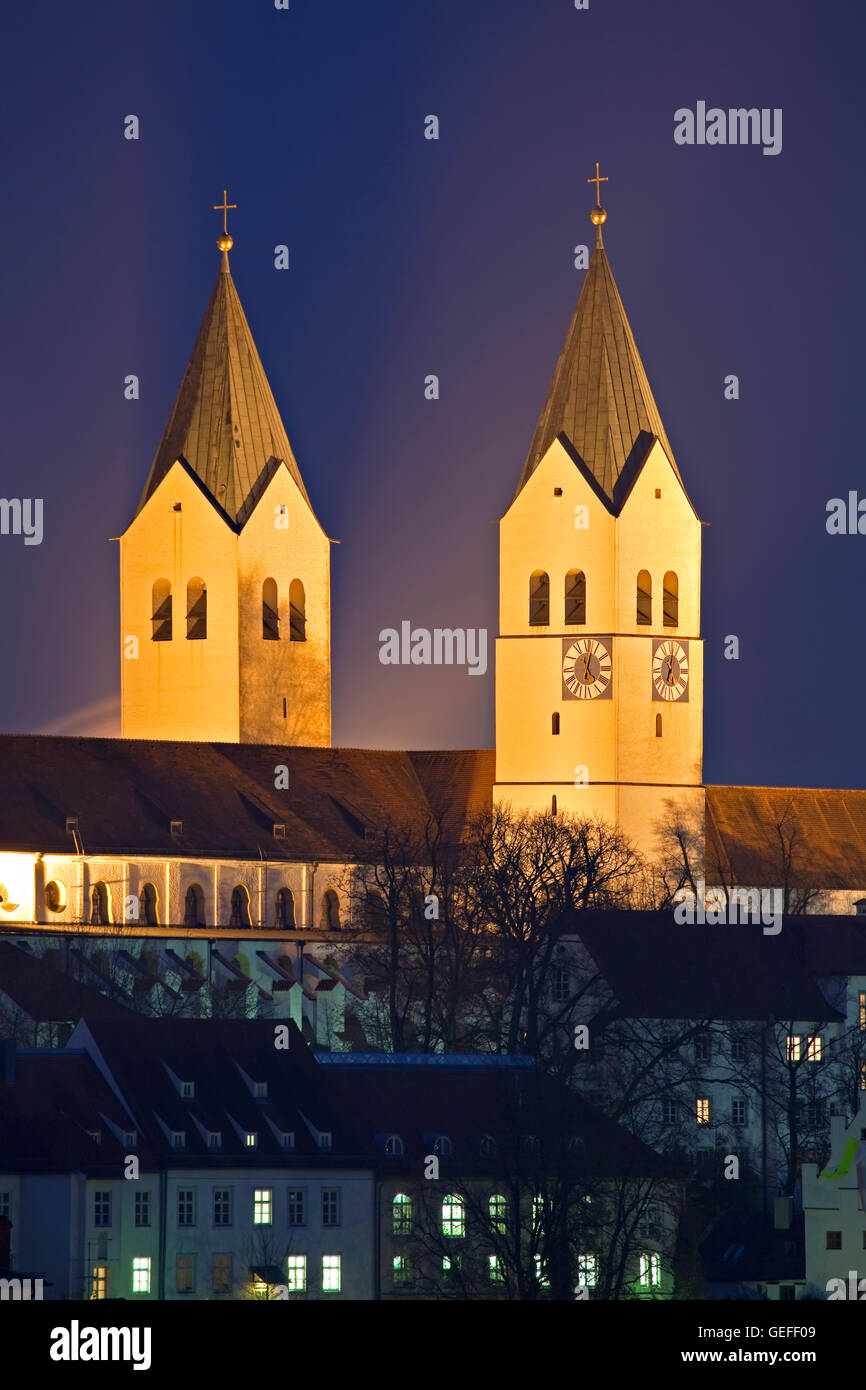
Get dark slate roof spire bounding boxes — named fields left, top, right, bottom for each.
left=515, top=178, right=680, bottom=503
left=137, top=210, right=312, bottom=523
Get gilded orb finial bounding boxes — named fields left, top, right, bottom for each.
left=587, top=163, right=609, bottom=246
left=213, top=189, right=237, bottom=253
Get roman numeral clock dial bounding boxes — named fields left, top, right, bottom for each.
left=562, top=637, right=613, bottom=700
left=652, top=639, right=689, bottom=702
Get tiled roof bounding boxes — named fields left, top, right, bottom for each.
left=136, top=252, right=315, bottom=526
left=706, top=786, right=866, bottom=889
left=0, top=942, right=133, bottom=1023
left=0, top=736, right=495, bottom=863
left=570, top=912, right=843, bottom=1022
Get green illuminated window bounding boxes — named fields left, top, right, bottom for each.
left=488, top=1194, right=506, bottom=1235
left=576, top=1253, right=597, bottom=1288
left=441, top=1195, right=465, bottom=1238
left=132, top=1257, right=151, bottom=1293
left=639, top=1252, right=661, bottom=1288
left=253, top=1189, right=272, bottom=1225
left=322, top=1255, right=341, bottom=1292
left=287, top=1255, right=306, bottom=1292
left=392, top=1193, right=412, bottom=1236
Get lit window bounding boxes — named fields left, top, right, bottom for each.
left=90, top=1266, right=109, bottom=1300
left=392, top=1255, right=412, bottom=1288
left=786, top=1035, right=801, bottom=1062
left=806, top=1035, right=822, bottom=1062
left=287, top=1189, right=306, bottom=1226
left=322, top=1189, right=340, bottom=1227
left=489, top=1195, right=507, bottom=1235
left=534, top=1254, right=549, bottom=1287
left=442, top=1254, right=461, bottom=1280
left=176, top=1253, right=195, bottom=1294
left=488, top=1255, right=505, bottom=1284
left=213, top=1189, right=232, bottom=1227
left=696, top=1098, right=711, bottom=1125
left=732, top=1099, right=748, bottom=1127
left=576, top=1253, right=597, bottom=1288
left=177, top=1188, right=195, bottom=1227
left=245, top=1132, right=258, bottom=1150
left=639, top=1252, right=661, bottom=1288
left=253, top=1189, right=272, bottom=1225
left=132, top=1257, right=151, bottom=1294
left=93, top=1191, right=112, bottom=1227
left=392, top=1193, right=413, bottom=1236
left=322, top=1255, right=341, bottom=1292
left=532, top=1194, right=544, bottom=1230
left=212, top=1253, right=231, bottom=1295
left=859, top=992, right=865, bottom=1031
left=860, top=1061, right=866, bottom=1091
left=287, top=1255, right=306, bottom=1292
left=442, top=1195, right=465, bottom=1238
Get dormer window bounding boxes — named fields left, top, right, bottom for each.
left=245, top=1132, right=258, bottom=1150
left=123, top=1131, right=137, bottom=1148
left=319, top=1132, right=332, bottom=1151
left=171, top=1131, right=186, bottom=1150
left=254, top=1082, right=267, bottom=1099
left=433, top=1135, right=453, bottom=1157
left=280, top=1132, right=295, bottom=1151
left=207, top=1132, right=221, bottom=1150
left=180, top=1081, right=194, bottom=1100
left=86, top=1129, right=101, bottom=1145
left=385, top=1134, right=404, bottom=1157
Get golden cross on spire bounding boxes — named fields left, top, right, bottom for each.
left=587, top=162, right=608, bottom=206
left=213, top=189, right=237, bottom=252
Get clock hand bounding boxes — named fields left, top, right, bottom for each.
left=582, top=650, right=593, bottom=681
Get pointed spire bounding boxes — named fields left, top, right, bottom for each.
left=515, top=176, right=679, bottom=503
left=137, top=230, right=313, bottom=524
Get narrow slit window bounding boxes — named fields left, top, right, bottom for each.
left=552, top=712, right=560, bottom=735
left=655, top=713, right=662, bottom=738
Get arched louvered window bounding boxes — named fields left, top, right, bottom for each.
left=636, top=570, right=652, bottom=625
left=90, top=881, right=110, bottom=926
left=139, top=882, right=159, bottom=926
left=529, top=571, right=550, bottom=626
left=151, top=579, right=172, bottom=641
left=321, top=889, right=341, bottom=931
left=230, top=885, right=252, bottom=929
left=564, top=569, right=586, bottom=625
left=289, top=580, right=306, bottom=641
left=186, top=577, right=207, bottom=640
left=275, top=887, right=295, bottom=929
left=184, top=884, right=206, bottom=928
left=663, top=571, right=679, bottom=627
left=262, top=577, right=279, bottom=640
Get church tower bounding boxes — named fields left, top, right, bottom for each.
left=494, top=177, right=704, bottom=858
left=120, top=209, right=331, bottom=746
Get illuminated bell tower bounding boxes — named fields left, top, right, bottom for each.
left=120, top=195, right=331, bottom=746
left=494, top=169, right=704, bottom=859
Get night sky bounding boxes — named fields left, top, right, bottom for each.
left=2, top=0, right=865, bottom=789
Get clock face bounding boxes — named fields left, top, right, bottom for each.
left=652, top=639, right=689, bottom=702
left=562, top=637, right=613, bottom=700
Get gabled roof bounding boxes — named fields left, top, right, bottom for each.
left=136, top=249, right=313, bottom=525
left=515, top=229, right=681, bottom=503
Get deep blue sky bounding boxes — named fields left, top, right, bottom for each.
left=2, top=0, right=864, bottom=788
